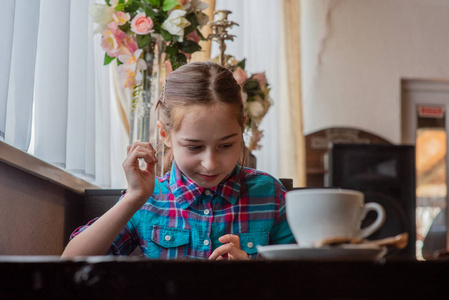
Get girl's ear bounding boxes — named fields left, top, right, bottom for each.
left=157, top=121, right=171, bottom=148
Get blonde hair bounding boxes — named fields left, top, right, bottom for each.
left=157, top=61, right=246, bottom=173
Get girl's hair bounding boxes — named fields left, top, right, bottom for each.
left=157, top=61, right=246, bottom=173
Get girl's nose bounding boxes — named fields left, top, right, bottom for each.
left=201, top=150, right=219, bottom=171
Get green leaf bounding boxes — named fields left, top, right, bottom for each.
left=104, top=53, right=116, bottom=65
left=185, top=12, right=199, bottom=28
left=256, top=90, right=266, bottom=98
left=137, top=34, right=152, bottom=48
left=119, top=22, right=130, bottom=32
left=115, top=3, right=126, bottom=11
left=170, top=52, right=187, bottom=70
left=145, top=0, right=161, bottom=6
left=243, top=79, right=261, bottom=92
left=184, top=25, right=195, bottom=36
left=162, top=0, right=179, bottom=11
left=196, top=29, right=205, bottom=40
left=125, top=0, right=140, bottom=12
left=179, top=40, right=201, bottom=54
left=177, top=53, right=187, bottom=64
left=160, top=28, right=173, bottom=41
left=237, top=58, right=246, bottom=70
left=170, top=56, right=179, bottom=70
left=145, top=7, right=158, bottom=18
left=165, top=45, right=178, bottom=57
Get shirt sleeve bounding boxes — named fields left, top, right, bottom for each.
left=108, top=216, right=140, bottom=255
left=68, top=192, right=142, bottom=255
left=68, top=215, right=140, bottom=255
left=69, top=217, right=99, bottom=240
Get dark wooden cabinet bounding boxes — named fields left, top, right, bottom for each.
left=305, top=127, right=391, bottom=187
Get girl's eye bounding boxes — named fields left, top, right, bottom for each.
left=220, top=143, right=233, bottom=149
left=187, top=146, right=202, bottom=151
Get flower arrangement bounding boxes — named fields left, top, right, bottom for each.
left=231, top=59, right=272, bottom=152
left=90, top=0, right=209, bottom=90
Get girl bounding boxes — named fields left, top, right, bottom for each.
left=61, top=61, right=295, bottom=260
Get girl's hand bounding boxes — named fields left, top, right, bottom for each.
left=208, top=234, right=249, bottom=261
left=122, top=141, right=158, bottom=205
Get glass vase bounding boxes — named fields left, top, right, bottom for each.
left=129, top=34, right=166, bottom=145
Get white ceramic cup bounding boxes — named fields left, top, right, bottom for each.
left=286, top=188, right=386, bottom=247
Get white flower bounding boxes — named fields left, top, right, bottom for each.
left=161, top=10, right=191, bottom=41
left=246, top=100, right=265, bottom=119
left=109, top=0, right=129, bottom=7
left=89, top=4, right=115, bottom=27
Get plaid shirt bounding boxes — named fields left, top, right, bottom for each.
left=71, top=163, right=295, bottom=259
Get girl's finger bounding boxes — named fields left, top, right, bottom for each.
left=128, top=141, right=156, bottom=155
left=129, top=146, right=158, bottom=163
left=208, top=244, right=230, bottom=260
left=218, top=234, right=241, bottom=248
left=208, top=243, right=248, bottom=260
left=123, top=149, right=158, bottom=172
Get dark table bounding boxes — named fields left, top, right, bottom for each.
left=1, top=256, right=449, bottom=299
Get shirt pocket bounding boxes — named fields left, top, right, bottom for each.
left=239, top=232, right=269, bottom=256
left=150, top=225, right=190, bottom=248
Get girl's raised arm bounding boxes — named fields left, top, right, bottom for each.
left=61, top=142, right=157, bottom=258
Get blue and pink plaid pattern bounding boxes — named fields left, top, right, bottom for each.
left=71, top=163, right=295, bottom=259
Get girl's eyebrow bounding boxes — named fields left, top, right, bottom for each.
left=181, top=133, right=239, bottom=143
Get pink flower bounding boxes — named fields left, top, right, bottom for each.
left=123, top=35, right=139, bottom=54
left=251, top=72, right=268, bottom=90
left=233, top=67, right=248, bottom=85
left=131, top=13, right=154, bottom=35
left=186, top=30, right=201, bottom=43
left=120, top=67, right=138, bottom=89
left=100, top=23, right=139, bottom=59
left=112, top=11, right=130, bottom=26
left=101, top=27, right=129, bottom=58
left=118, top=49, right=147, bottom=89
left=118, top=49, right=147, bottom=71
left=118, top=63, right=143, bottom=89
left=178, top=0, right=191, bottom=4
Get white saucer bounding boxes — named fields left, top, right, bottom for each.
left=257, top=244, right=387, bottom=261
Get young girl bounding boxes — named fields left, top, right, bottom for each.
left=61, top=61, right=295, bottom=260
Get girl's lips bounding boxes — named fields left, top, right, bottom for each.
left=198, top=174, right=219, bottom=181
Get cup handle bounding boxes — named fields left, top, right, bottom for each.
left=357, top=202, right=386, bottom=239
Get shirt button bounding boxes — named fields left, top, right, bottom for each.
left=204, top=209, right=210, bottom=215
left=165, top=235, right=171, bottom=241
left=203, top=240, right=210, bottom=246
left=247, top=242, right=254, bottom=248
left=205, top=190, right=211, bottom=196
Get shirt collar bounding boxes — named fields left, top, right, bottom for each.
left=169, top=162, right=242, bottom=209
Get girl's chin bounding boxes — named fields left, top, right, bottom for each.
left=195, top=174, right=222, bottom=187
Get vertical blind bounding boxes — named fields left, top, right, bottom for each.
left=1, top=0, right=125, bottom=188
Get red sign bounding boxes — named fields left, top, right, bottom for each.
left=418, top=106, right=445, bottom=118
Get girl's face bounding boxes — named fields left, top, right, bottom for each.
left=165, top=103, right=243, bottom=188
